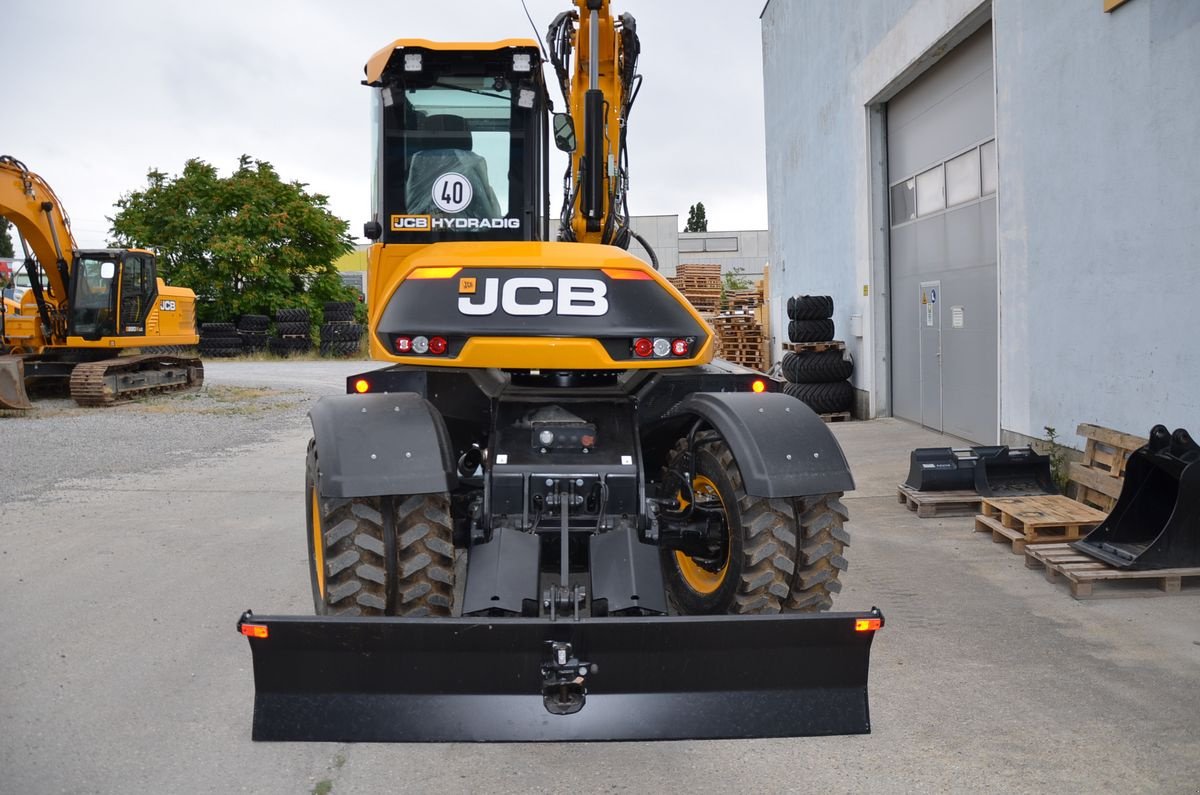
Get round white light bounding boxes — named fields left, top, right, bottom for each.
left=652, top=337, right=671, bottom=357
left=538, top=429, right=555, bottom=446
left=412, top=335, right=430, bottom=354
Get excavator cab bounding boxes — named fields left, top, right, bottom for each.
left=363, top=40, right=550, bottom=246
left=67, top=250, right=157, bottom=340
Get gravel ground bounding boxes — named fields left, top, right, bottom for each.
left=0, top=360, right=368, bottom=505
left=2, top=361, right=1198, bottom=793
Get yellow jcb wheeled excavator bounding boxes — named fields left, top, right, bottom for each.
left=0, top=156, right=203, bottom=408
left=238, top=0, right=883, bottom=742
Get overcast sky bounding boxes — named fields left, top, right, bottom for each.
left=5, top=0, right=769, bottom=249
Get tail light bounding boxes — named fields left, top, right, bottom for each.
left=395, top=336, right=412, bottom=353
left=633, top=338, right=654, bottom=357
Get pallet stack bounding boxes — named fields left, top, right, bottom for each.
left=668, top=264, right=721, bottom=315
left=712, top=313, right=764, bottom=370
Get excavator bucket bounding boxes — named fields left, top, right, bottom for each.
left=237, top=608, right=884, bottom=742
left=974, top=447, right=1057, bottom=497
left=0, top=356, right=33, bottom=411
left=905, top=446, right=1005, bottom=491
left=1072, top=425, right=1200, bottom=569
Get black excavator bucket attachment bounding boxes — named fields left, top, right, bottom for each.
left=973, top=447, right=1057, bottom=497
left=237, top=608, right=884, bottom=742
left=1072, top=425, right=1200, bottom=569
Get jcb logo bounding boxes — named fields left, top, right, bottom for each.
left=390, top=214, right=431, bottom=231
left=160, top=300, right=176, bottom=311
left=458, top=277, right=608, bottom=317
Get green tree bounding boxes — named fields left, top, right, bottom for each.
left=0, top=217, right=15, bottom=259
left=684, top=202, right=708, bottom=233
left=108, top=155, right=355, bottom=322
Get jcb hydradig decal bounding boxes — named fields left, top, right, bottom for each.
left=458, top=277, right=608, bottom=317
left=389, top=214, right=520, bottom=232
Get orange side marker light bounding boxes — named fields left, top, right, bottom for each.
left=855, top=618, right=883, bottom=632
left=241, top=623, right=269, bottom=639
left=409, top=266, right=462, bottom=279
left=751, top=379, right=766, bottom=393
left=354, top=379, right=370, bottom=394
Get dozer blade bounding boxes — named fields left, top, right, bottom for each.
left=0, top=356, right=33, bottom=410
left=238, top=608, right=884, bottom=743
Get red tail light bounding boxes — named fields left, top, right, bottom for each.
left=672, top=338, right=689, bottom=356
left=428, top=336, right=448, bottom=355
left=394, top=336, right=412, bottom=353
left=633, top=337, right=653, bottom=357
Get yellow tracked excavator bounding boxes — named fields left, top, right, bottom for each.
left=0, top=156, right=203, bottom=408
left=238, top=0, right=883, bottom=742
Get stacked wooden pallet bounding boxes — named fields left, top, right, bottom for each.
left=1024, top=543, right=1200, bottom=599
left=712, top=312, right=765, bottom=371
left=1069, top=423, right=1146, bottom=511
left=668, top=264, right=722, bottom=315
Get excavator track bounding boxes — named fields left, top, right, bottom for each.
left=69, top=354, right=204, bottom=407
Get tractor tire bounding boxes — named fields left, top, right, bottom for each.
left=782, top=350, right=853, bottom=383
left=200, top=322, right=237, bottom=336
left=199, top=344, right=242, bottom=358
left=660, top=431, right=797, bottom=615
left=320, top=322, right=363, bottom=342
left=267, top=337, right=293, bottom=356
left=784, top=493, right=850, bottom=612
left=788, top=318, right=835, bottom=343
left=320, top=339, right=361, bottom=358
left=788, top=295, right=834, bottom=320
left=237, top=314, right=269, bottom=332
left=306, top=441, right=454, bottom=617
left=783, top=380, right=854, bottom=414
left=276, top=307, right=311, bottom=323
left=275, top=321, right=311, bottom=337
left=324, top=302, right=356, bottom=322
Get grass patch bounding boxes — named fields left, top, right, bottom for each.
left=312, top=780, right=333, bottom=795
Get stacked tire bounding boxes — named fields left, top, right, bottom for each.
left=786, top=294, right=835, bottom=343
left=319, top=301, right=364, bottom=358
left=237, top=314, right=269, bottom=354
left=199, top=322, right=243, bottom=358
left=269, top=308, right=312, bottom=356
left=782, top=294, right=854, bottom=415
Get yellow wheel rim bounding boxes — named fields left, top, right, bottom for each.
left=311, top=487, right=326, bottom=599
left=673, top=475, right=730, bottom=594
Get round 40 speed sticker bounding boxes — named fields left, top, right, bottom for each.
left=432, top=172, right=473, bottom=213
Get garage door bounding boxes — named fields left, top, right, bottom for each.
left=888, top=23, right=997, bottom=443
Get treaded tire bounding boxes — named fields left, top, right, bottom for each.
left=660, top=431, right=797, bottom=615
left=320, top=339, right=361, bottom=357
left=320, top=322, right=363, bottom=342
left=237, top=314, right=269, bottom=332
left=324, top=300, right=355, bottom=314
left=200, top=322, right=236, bottom=335
left=276, top=307, right=311, bottom=323
left=306, top=441, right=454, bottom=617
left=783, top=380, right=853, bottom=413
left=275, top=321, right=311, bottom=337
left=788, top=295, right=834, bottom=320
left=199, top=344, right=242, bottom=358
left=783, top=350, right=853, bottom=383
left=784, top=493, right=850, bottom=612
left=788, top=318, right=835, bottom=343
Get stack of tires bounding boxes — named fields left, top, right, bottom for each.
left=786, top=295, right=835, bottom=343
left=199, top=322, right=243, bottom=358
left=782, top=294, right=854, bottom=415
left=269, top=307, right=312, bottom=356
left=319, top=301, right=364, bottom=358
left=236, top=314, right=269, bottom=354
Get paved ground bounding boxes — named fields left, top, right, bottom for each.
left=2, top=361, right=1197, bottom=794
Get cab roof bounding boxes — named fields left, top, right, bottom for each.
left=364, top=39, right=540, bottom=85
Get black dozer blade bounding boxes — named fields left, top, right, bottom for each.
left=1072, top=425, right=1200, bottom=569
left=904, top=445, right=1056, bottom=496
left=237, top=608, right=884, bottom=742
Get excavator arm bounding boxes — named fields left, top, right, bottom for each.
left=0, top=155, right=74, bottom=343
left=549, top=1, right=649, bottom=259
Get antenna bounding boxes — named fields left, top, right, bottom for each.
left=519, top=0, right=551, bottom=62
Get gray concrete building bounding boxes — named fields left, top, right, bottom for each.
left=761, top=0, right=1199, bottom=447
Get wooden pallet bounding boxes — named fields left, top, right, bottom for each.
left=783, top=340, right=846, bottom=353
left=896, top=484, right=981, bottom=518
left=1024, top=543, right=1200, bottom=599
left=1069, top=423, right=1146, bottom=512
left=821, top=411, right=851, bottom=424
left=974, top=495, right=1108, bottom=553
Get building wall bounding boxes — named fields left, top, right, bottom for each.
left=549, top=214, right=680, bottom=275
left=679, top=230, right=769, bottom=281
left=763, top=0, right=1198, bottom=448
left=994, top=0, right=1200, bottom=446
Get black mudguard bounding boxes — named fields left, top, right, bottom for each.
left=238, top=608, right=883, bottom=742
left=665, top=392, right=854, bottom=498
left=308, top=393, right=457, bottom=499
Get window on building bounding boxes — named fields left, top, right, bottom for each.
left=916, top=165, right=945, bottom=216
left=891, top=179, right=916, bottom=225
left=705, top=237, right=739, bottom=252
left=981, top=139, right=998, bottom=195
left=946, top=148, right=981, bottom=207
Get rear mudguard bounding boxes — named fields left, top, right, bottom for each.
left=663, top=392, right=854, bottom=498
left=308, top=393, right=457, bottom=498
left=238, top=608, right=884, bottom=742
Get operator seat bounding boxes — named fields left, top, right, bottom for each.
left=405, top=114, right=502, bottom=219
